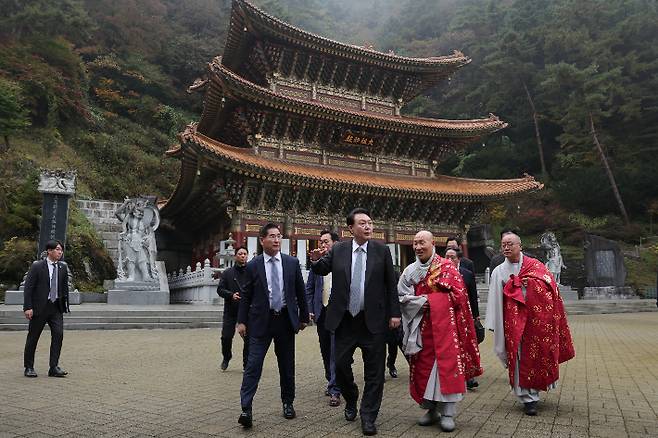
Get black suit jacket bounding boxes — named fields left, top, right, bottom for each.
left=23, top=259, right=70, bottom=316
left=237, top=253, right=309, bottom=338
left=459, top=265, right=479, bottom=318
left=311, top=240, right=401, bottom=334
left=460, top=257, right=475, bottom=274
left=217, top=264, right=249, bottom=318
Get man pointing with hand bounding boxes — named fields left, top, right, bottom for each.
left=310, top=208, right=401, bottom=436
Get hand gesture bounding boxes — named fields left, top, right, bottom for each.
left=389, top=317, right=401, bottom=329
left=237, top=323, right=247, bottom=338
left=309, top=247, right=327, bottom=262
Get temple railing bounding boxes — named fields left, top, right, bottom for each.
left=167, top=259, right=222, bottom=304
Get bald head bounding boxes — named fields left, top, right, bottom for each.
left=413, top=230, right=435, bottom=263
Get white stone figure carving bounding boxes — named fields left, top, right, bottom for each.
left=115, top=198, right=160, bottom=282
left=38, top=169, right=77, bottom=195
left=540, top=231, right=566, bottom=284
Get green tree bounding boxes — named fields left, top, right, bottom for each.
left=0, top=78, right=30, bottom=150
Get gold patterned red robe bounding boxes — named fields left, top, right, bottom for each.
left=503, top=255, right=575, bottom=391
left=409, top=255, right=482, bottom=404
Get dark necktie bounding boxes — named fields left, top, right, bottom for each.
left=49, top=263, right=58, bottom=302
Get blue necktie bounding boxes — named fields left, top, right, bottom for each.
left=349, top=248, right=364, bottom=316
left=270, top=258, right=282, bottom=311
left=49, top=263, right=58, bottom=302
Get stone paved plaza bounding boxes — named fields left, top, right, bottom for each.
left=1, top=312, right=657, bottom=438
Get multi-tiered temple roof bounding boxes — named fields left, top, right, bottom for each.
left=159, top=0, right=541, bottom=265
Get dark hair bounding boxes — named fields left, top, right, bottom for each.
left=320, top=230, right=339, bottom=242
left=259, top=223, right=281, bottom=238
left=446, top=236, right=460, bottom=245
left=445, top=248, right=462, bottom=258
left=346, top=207, right=371, bottom=226
left=45, top=239, right=63, bottom=251
left=234, top=246, right=248, bottom=254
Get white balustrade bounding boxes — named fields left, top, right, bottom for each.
left=168, top=259, right=223, bottom=304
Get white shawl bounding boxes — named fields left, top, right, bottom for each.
left=397, top=251, right=434, bottom=355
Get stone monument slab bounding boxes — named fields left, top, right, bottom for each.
left=583, top=234, right=634, bottom=299
left=584, top=234, right=626, bottom=287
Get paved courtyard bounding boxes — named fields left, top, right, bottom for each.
left=1, top=312, right=657, bottom=438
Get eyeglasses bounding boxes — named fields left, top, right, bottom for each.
left=500, top=242, right=519, bottom=249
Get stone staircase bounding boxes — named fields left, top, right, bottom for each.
left=562, top=299, right=658, bottom=315
left=0, top=305, right=222, bottom=331
left=476, top=282, right=658, bottom=317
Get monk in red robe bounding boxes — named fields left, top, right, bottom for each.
left=485, top=231, right=575, bottom=416
left=398, top=231, right=482, bottom=432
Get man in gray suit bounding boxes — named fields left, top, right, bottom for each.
left=310, top=208, right=401, bottom=436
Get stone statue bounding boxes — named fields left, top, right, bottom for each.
left=540, top=232, right=566, bottom=284
left=115, top=197, right=160, bottom=282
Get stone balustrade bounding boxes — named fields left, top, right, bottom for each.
left=168, top=259, right=222, bottom=304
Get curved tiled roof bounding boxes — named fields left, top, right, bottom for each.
left=171, top=127, right=542, bottom=202
left=201, top=60, right=508, bottom=138
left=223, top=0, right=470, bottom=72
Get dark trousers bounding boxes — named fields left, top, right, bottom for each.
left=24, top=300, right=64, bottom=369
left=386, top=328, right=399, bottom=369
left=334, top=312, right=386, bottom=422
left=221, top=312, right=250, bottom=368
left=240, top=309, right=296, bottom=409
left=316, top=307, right=339, bottom=395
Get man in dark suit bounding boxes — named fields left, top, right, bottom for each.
left=446, top=248, right=480, bottom=389
left=446, top=237, right=475, bottom=274
left=310, top=208, right=401, bottom=436
left=305, top=230, right=341, bottom=406
left=236, top=223, right=309, bottom=428
left=23, top=239, right=70, bottom=378
left=216, top=246, right=250, bottom=371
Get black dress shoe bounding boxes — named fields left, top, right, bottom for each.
left=24, top=367, right=37, bottom=378
left=48, top=366, right=68, bottom=377
left=344, top=403, right=357, bottom=421
left=238, top=409, right=253, bottom=428
left=361, top=419, right=377, bottom=436
left=220, top=358, right=229, bottom=371
left=388, top=365, right=398, bottom=378
left=283, top=402, right=296, bottom=419
left=523, top=401, right=538, bottom=416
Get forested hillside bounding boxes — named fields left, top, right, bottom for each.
left=1, top=0, right=657, bottom=289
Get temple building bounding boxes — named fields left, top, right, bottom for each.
left=157, top=0, right=541, bottom=271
